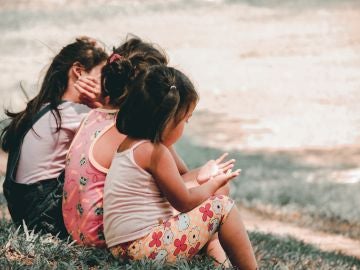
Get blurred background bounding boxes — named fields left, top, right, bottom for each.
left=0, top=0, right=360, bottom=259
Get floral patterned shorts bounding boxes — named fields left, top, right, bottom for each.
left=110, top=195, right=234, bottom=264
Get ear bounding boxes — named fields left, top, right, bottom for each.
left=71, top=62, right=84, bottom=79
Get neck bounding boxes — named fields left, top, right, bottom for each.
left=62, top=84, right=80, bottom=103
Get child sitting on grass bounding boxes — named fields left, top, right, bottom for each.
left=103, top=64, right=257, bottom=269
left=0, top=37, right=107, bottom=238
left=62, top=37, right=168, bottom=247
left=63, top=36, right=233, bottom=265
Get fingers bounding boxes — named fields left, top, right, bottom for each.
left=79, top=95, right=96, bottom=108
left=78, top=77, right=99, bottom=93
left=78, top=75, right=99, bottom=84
left=78, top=93, right=103, bottom=108
left=218, top=159, right=235, bottom=169
left=212, top=168, right=241, bottom=186
left=74, top=81, right=95, bottom=95
left=226, top=169, right=241, bottom=181
left=75, top=80, right=100, bottom=97
left=75, top=76, right=101, bottom=102
left=220, top=163, right=234, bottom=173
left=215, top=153, right=228, bottom=164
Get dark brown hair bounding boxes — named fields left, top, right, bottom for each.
left=0, top=37, right=108, bottom=152
left=101, top=36, right=168, bottom=107
left=116, top=65, right=199, bottom=143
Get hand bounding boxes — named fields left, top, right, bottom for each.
left=197, top=153, right=236, bottom=184
left=74, top=76, right=103, bottom=108
left=210, top=168, right=241, bottom=188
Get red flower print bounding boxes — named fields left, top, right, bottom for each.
left=149, top=231, right=163, bottom=248
left=199, top=203, right=214, bottom=221
left=163, top=220, right=171, bottom=228
left=173, top=235, right=188, bottom=256
left=149, top=251, right=158, bottom=260
left=188, top=242, right=201, bottom=258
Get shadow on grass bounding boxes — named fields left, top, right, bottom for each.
left=0, top=140, right=360, bottom=268
left=175, top=136, right=360, bottom=238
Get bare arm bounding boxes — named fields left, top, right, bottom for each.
left=168, top=146, right=189, bottom=175
left=149, top=144, right=240, bottom=213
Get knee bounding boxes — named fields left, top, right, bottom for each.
left=205, top=195, right=234, bottom=215
left=209, top=194, right=232, bottom=203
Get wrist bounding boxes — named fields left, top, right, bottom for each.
left=207, top=177, right=222, bottom=192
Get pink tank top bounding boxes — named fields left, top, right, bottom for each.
left=62, top=108, right=118, bottom=247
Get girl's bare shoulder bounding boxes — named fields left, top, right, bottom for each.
left=134, top=141, right=171, bottom=170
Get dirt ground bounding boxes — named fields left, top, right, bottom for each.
left=239, top=205, right=360, bottom=258
left=1, top=0, right=360, bottom=258
left=1, top=0, right=360, bottom=151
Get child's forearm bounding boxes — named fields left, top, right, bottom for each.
left=175, top=180, right=222, bottom=212
left=181, top=168, right=200, bottom=182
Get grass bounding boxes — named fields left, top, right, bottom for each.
left=0, top=218, right=359, bottom=270
left=176, top=137, right=360, bottom=239
left=0, top=138, right=360, bottom=268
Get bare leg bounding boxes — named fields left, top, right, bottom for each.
left=205, top=233, right=230, bottom=268
left=218, top=206, right=257, bottom=270
left=207, top=183, right=231, bottom=267
left=185, top=180, right=231, bottom=266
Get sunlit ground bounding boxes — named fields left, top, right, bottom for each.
left=0, top=0, right=360, bottom=265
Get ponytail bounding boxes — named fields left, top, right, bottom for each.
left=100, top=36, right=168, bottom=107
left=101, top=54, right=135, bottom=106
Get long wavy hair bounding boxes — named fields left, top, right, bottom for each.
left=1, top=37, right=108, bottom=152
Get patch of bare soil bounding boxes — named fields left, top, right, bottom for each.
left=239, top=205, right=360, bottom=259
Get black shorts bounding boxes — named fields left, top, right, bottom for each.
left=3, top=171, right=69, bottom=239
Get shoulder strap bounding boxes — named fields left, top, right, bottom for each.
left=4, top=101, right=67, bottom=182
left=30, top=101, right=67, bottom=128
left=130, top=140, right=149, bottom=151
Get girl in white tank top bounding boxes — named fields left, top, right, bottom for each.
left=104, top=65, right=257, bottom=269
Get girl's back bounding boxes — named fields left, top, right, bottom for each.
left=104, top=140, right=173, bottom=247
left=63, top=108, right=118, bottom=246
left=62, top=37, right=169, bottom=246
left=17, top=101, right=90, bottom=184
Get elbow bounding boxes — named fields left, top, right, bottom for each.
left=170, top=197, right=193, bottom=213
left=173, top=204, right=192, bottom=213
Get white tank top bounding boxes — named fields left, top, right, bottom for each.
left=104, top=140, right=173, bottom=247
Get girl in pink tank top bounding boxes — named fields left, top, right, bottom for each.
left=63, top=108, right=118, bottom=246
left=62, top=37, right=169, bottom=247
left=62, top=37, right=235, bottom=265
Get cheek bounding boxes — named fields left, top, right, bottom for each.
left=175, top=123, right=185, bottom=138
left=87, top=63, right=105, bottom=78
left=88, top=69, right=100, bottom=78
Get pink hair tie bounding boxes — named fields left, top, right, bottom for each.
left=108, top=53, right=123, bottom=64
